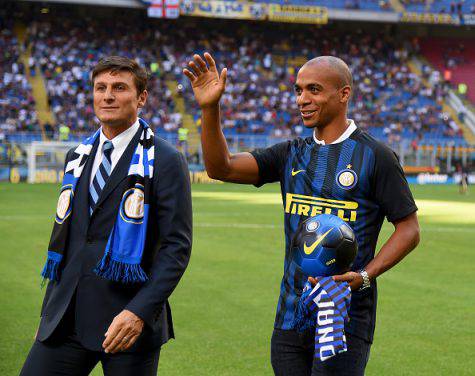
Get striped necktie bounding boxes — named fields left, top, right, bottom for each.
left=89, top=140, right=114, bottom=215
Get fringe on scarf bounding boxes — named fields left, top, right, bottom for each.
left=41, top=251, right=62, bottom=283
left=94, top=253, right=148, bottom=284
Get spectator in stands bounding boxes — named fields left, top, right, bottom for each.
left=58, top=124, right=70, bottom=141
left=458, top=82, right=468, bottom=97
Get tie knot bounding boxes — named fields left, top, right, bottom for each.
left=103, top=140, right=114, bottom=155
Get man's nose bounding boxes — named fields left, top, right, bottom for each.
left=297, top=92, right=310, bottom=107
left=104, top=87, right=115, bottom=102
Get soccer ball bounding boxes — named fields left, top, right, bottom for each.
left=291, top=214, right=358, bottom=277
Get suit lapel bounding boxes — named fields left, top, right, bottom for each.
left=93, top=124, right=143, bottom=210
left=74, top=137, right=99, bottom=228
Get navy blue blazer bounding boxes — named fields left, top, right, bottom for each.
left=37, top=125, right=192, bottom=352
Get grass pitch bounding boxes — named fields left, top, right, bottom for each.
left=0, top=183, right=474, bottom=375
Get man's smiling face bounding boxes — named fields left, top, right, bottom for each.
left=93, top=70, right=146, bottom=128
left=294, top=62, right=350, bottom=129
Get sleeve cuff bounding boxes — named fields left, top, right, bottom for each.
left=387, top=205, right=418, bottom=223
left=125, top=301, right=163, bottom=329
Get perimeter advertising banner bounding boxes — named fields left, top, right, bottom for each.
left=268, top=4, right=328, bottom=24
left=180, top=1, right=267, bottom=20
left=462, top=14, right=475, bottom=25
left=400, top=12, right=459, bottom=25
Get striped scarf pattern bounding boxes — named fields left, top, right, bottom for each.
left=41, top=118, right=155, bottom=284
left=293, top=278, right=352, bottom=362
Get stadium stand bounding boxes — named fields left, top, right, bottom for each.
left=0, top=16, right=39, bottom=140
left=420, top=37, right=475, bottom=104
left=0, top=3, right=472, bottom=152
left=29, top=17, right=181, bottom=138
left=172, top=22, right=467, bottom=148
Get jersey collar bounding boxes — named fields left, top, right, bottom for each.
left=313, top=119, right=357, bottom=145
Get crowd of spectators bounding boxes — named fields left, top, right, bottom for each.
left=0, top=6, right=468, bottom=148
left=439, top=41, right=468, bottom=69
left=0, top=19, right=38, bottom=139
left=170, top=21, right=460, bottom=144
left=29, top=17, right=181, bottom=136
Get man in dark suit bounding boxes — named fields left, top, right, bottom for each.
left=20, top=56, right=192, bottom=375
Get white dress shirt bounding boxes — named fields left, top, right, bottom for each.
left=90, top=119, right=140, bottom=185
left=313, top=119, right=357, bottom=145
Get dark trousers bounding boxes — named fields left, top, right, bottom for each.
left=20, top=336, right=160, bottom=376
left=20, top=295, right=160, bottom=376
left=271, top=328, right=371, bottom=376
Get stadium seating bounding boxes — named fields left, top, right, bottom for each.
left=420, top=37, right=475, bottom=104
left=0, top=19, right=39, bottom=137
left=30, top=17, right=180, bottom=136
left=0, top=7, right=470, bottom=149
left=173, top=22, right=467, bottom=147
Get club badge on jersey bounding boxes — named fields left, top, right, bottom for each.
left=336, top=164, right=358, bottom=190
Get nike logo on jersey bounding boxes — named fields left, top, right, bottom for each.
left=303, top=228, right=333, bottom=255
left=291, top=169, right=305, bottom=177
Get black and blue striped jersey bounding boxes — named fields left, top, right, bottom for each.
left=251, top=126, right=417, bottom=342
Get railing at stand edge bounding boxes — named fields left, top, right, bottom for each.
left=1, top=132, right=473, bottom=172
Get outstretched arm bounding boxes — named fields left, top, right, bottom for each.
left=183, top=52, right=259, bottom=184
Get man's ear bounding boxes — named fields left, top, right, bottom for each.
left=340, top=86, right=351, bottom=103
left=137, top=90, right=148, bottom=108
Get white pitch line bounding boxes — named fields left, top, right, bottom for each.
left=0, top=216, right=472, bottom=233
left=0, top=215, right=52, bottom=220
left=194, top=223, right=474, bottom=233
left=420, top=227, right=474, bottom=233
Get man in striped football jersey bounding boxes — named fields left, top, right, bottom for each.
left=184, top=53, right=420, bottom=376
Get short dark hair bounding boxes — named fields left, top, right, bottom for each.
left=91, top=56, right=148, bottom=95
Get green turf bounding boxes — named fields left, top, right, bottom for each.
left=0, top=183, right=474, bottom=375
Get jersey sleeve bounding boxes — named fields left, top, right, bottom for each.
left=250, top=141, right=290, bottom=187
left=371, top=145, right=418, bottom=222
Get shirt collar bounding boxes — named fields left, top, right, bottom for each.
left=99, top=118, right=140, bottom=152
left=313, top=119, right=357, bottom=145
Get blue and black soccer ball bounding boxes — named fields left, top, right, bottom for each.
left=291, top=214, right=358, bottom=277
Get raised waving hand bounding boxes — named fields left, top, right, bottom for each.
left=183, top=52, right=227, bottom=109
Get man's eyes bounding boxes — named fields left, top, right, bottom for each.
left=95, top=85, right=126, bottom=91
left=294, top=87, right=319, bottom=94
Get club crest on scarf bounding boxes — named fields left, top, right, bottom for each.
left=121, top=184, right=145, bottom=223
left=56, top=186, right=73, bottom=223
left=41, top=118, right=155, bottom=284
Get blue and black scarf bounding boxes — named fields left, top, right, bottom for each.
left=41, top=118, right=155, bottom=284
left=294, top=277, right=352, bottom=362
